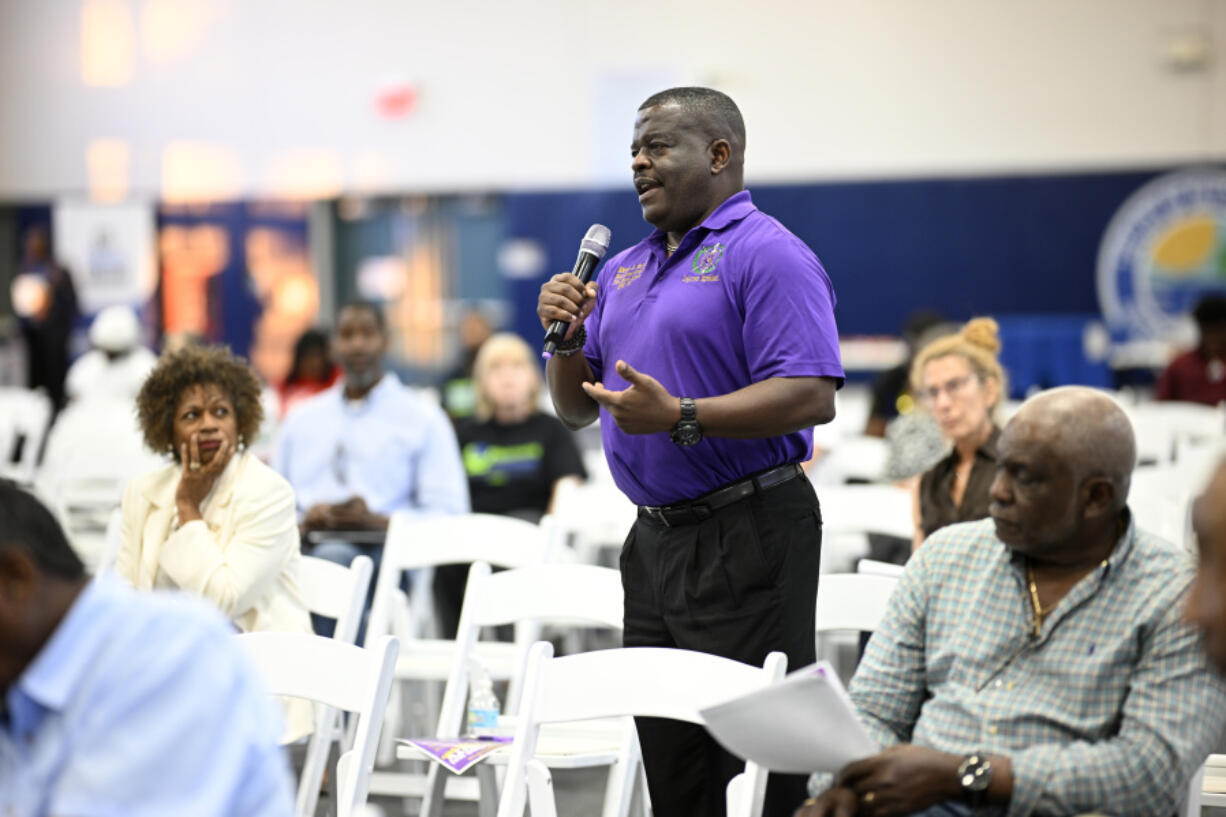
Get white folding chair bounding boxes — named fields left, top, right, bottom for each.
left=815, top=573, right=899, bottom=634
left=35, top=395, right=161, bottom=568
left=94, top=507, right=124, bottom=576
left=237, top=632, right=398, bottom=817
left=1129, top=466, right=1196, bottom=550
left=291, top=554, right=374, bottom=817
left=1187, top=759, right=1211, bottom=816
left=810, top=434, right=889, bottom=485
left=1126, top=401, right=1225, bottom=466
left=364, top=512, right=559, bottom=798
left=816, top=484, right=913, bottom=573
left=814, top=573, right=900, bottom=685
left=410, top=561, right=627, bottom=817
left=550, top=479, right=637, bottom=568
left=855, top=558, right=905, bottom=579
left=0, top=386, right=52, bottom=484
left=500, top=644, right=786, bottom=817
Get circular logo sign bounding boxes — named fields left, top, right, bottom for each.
left=1097, top=168, right=1226, bottom=339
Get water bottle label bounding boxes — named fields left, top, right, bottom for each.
left=468, top=707, right=499, bottom=732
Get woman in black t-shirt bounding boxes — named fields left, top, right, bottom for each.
left=433, top=332, right=587, bottom=637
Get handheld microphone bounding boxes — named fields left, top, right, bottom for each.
left=542, top=223, right=612, bottom=359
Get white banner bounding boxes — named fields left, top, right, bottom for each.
left=52, top=201, right=157, bottom=314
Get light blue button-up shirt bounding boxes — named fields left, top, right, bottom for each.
left=0, top=577, right=294, bottom=817
left=273, top=373, right=470, bottom=519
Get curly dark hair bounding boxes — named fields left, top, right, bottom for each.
left=136, top=344, right=264, bottom=460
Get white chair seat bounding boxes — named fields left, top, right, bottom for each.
left=1201, top=754, right=1226, bottom=807
left=393, top=639, right=520, bottom=681
left=399, top=716, right=631, bottom=769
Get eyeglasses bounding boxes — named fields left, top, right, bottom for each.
left=920, top=374, right=976, bottom=403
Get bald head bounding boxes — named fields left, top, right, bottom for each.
left=1011, top=387, right=1136, bottom=510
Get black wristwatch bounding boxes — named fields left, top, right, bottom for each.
left=669, top=397, right=702, bottom=446
left=957, top=753, right=992, bottom=807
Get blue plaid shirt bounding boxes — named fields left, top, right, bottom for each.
left=844, top=515, right=1226, bottom=817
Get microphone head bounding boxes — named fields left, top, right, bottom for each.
left=580, top=224, right=612, bottom=259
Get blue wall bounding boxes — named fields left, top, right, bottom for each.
left=503, top=168, right=1165, bottom=345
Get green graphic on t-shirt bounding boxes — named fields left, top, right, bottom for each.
left=463, top=442, right=545, bottom=486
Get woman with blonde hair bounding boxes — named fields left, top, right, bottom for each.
left=910, top=317, right=1008, bottom=550
left=432, top=332, right=587, bottom=636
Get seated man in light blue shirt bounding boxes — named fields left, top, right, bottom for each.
left=273, top=300, right=469, bottom=574
left=0, top=481, right=294, bottom=817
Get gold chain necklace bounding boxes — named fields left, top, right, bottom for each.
left=665, top=241, right=679, bottom=255
left=1026, top=563, right=1044, bottom=638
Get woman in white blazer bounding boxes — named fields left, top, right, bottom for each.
left=117, top=344, right=313, bottom=741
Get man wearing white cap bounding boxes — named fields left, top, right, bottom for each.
left=65, top=305, right=156, bottom=403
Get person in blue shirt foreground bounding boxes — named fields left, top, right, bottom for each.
left=0, top=481, right=294, bottom=817
left=797, top=387, right=1226, bottom=817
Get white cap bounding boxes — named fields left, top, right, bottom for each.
left=89, top=305, right=141, bottom=353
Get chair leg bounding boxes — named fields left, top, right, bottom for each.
left=600, top=719, right=640, bottom=817
left=297, top=708, right=338, bottom=817
left=376, top=679, right=404, bottom=767
left=638, top=760, right=653, bottom=817
left=524, top=760, right=558, bottom=817
left=477, top=762, right=500, bottom=817
left=420, top=762, right=449, bottom=817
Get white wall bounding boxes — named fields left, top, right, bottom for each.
left=1, top=0, right=1224, bottom=200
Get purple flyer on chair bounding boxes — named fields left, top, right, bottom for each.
left=400, top=737, right=513, bottom=774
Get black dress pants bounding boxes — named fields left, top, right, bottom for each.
left=620, top=475, right=821, bottom=817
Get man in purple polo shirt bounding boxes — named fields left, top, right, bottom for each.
left=537, top=87, right=843, bottom=817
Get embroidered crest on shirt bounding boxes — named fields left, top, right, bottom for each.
left=613, top=262, right=646, bottom=290
left=683, top=243, right=725, bottom=283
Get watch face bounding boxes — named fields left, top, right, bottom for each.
left=673, top=422, right=702, bottom=446
left=958, top=755, right=991, bottom=793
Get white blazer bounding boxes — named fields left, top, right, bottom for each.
left=117, top=450, right=314, bottom=741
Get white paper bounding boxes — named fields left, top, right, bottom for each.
left=700, top=661, right=878, bottom=774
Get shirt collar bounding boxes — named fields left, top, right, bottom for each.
left=1005, top=509, right=1138, bottom=576
left=337, top=372, right=398, bottom=410
left=648, top=189, right=756, bottom=248
left=979, top=427, right=1001, bottom=461
left=7, top=579, right=115, bottom=738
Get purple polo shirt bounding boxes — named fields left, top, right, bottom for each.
left=583, top=190, right=844, bottom=506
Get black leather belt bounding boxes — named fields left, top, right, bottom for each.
left=638, top=463, right=804, bottom=528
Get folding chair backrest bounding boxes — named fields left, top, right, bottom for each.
left=0, top=387, right=51, bottom=484
left=93, top=507, right=124, bottom=576
left=466, top=562, right=625, bottom=630
left=526, top=645, right=784, bottom=725
left=289, top=555, right=374, bottom=817
left=237, top=632, right=398, bottom=817
left=434, top=562, right=624, bottom=739
left=1127, top=401, right=1225, bottom=465
left=818, top=484, right=913, bottom=539
left=815, top=573, right=899, bottom=633
left=297, top=554, right=373, bottom=646
left=499, top=643, right=785, bottom=817
left=384, top=511, right=554, bottom=571
left=365, top=512, right=554, bottom=646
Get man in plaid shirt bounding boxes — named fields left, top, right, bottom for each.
left=800, top=388, right=1226, bottom=817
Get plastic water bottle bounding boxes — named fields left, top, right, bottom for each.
left=466, top=670, right=501, bottom=737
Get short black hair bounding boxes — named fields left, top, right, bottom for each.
left=338, top=300, right=387, bottom=333
left=0, top=481, right=85, bottom=580
left=639, top=86, right=746, bottom=151
left=1194, top=294, right=1226, bottom=328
